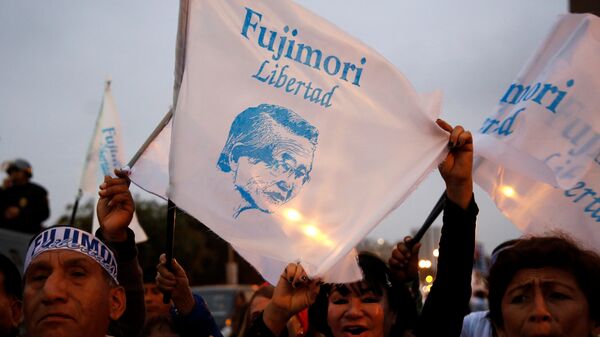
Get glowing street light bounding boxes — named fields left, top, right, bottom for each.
left=418, top=259, right=432, bottom=269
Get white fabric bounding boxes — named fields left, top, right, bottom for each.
left=130, top=117, right=172, bottom=199
left=80, top=81, right=148, bottom=243
left=473, top=14, right=600, bottom=252
left=134, top=0, right=448, bottom=284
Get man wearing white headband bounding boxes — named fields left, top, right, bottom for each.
left=21, top=169, right=143, bottom=337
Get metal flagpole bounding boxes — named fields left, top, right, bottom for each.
left=163, top=199, right=177, bottom=304
left=407, top=191, right=446, bottom=249
left=68, top=189, right=83, bottom=227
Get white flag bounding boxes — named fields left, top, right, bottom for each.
left=474, top=14, right=600, bottom=252
left=151, top=0, right=452, bottom=284
left=80, top=80, right=148, bottom=243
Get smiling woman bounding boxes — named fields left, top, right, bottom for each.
left=244, top=121, right=479, bottom=337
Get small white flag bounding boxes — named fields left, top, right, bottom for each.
left=474, top=14, right=600, bottom=252
left=80, top=80, right=148, bottom=243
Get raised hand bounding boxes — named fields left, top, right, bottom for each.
left=389, top=236, right=421, bottom=284
left=97, top=168, right=134, bottom=242
left=156, top=254, right=195, bottom=315
left=436, top=119, right=473, bottom=209
left=263, top=263, right=321, bottom=336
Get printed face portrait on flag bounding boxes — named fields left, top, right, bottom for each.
left=136, top=0, right=451, bottom=284
left=217, top=104, right=319, bottom=218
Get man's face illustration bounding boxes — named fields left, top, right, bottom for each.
left=234, top=128, right=313, bottom=212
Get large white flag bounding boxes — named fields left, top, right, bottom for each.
left=79, top=80, right=148, bottom=243
left=474, top=14, right=600, bottom=252
left=133, top=0, right=449, bottom=284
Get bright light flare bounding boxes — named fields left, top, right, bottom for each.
left=432, top=249, right=439, bottom=257
left=303, top=225, right=319, bottom=237
left=499, top=185, right=517, bottom=198
left=300, top=224, right=334, bottom=247
left=284, top=208, right=303, bottom=222
left=425, top=275, right=433, bottom=283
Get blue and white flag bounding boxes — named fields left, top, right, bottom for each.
left=133, top=0, right=449, bottom=284
left=79, top=80, right=147, bottom=243
left=474, top=14, right=600, bottom=252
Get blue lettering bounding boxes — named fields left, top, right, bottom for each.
left=499, top=79, right=574, bottom=114
left=479, top=108, right=523, bottom=137
left=241, top=8, right=262, bottom=39
left=241, top=7, right=366, bottom=87
left=81, top=234, right=99, bottom=254
left=564, top=181, right=600, bottom=222
left=251, top=60, right=337, bottom=108
left=251, top=60, right=271, bottom=82
left=564, top=181, right=585, bottom=197
left=324, top=55, right=341, bottom=76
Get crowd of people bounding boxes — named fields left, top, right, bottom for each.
left=0, top=121, right=599, bottom=337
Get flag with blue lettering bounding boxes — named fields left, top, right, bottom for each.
left=134, top=0, right=449, bottom=284
left=473, top=14, right=600, bottom=252
left=79, top=80, right=148, bottom=243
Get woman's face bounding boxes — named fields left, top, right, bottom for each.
left=327, top=282, right=396, bottom=337
left=497, top=267, right=599, bottom=337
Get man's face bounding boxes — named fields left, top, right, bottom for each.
left=497, top=267, right=597, bottom=337
left=7, top=169, right=28, bottom=185
left=234, top=129, right=314, bottom=213
left=144, top=283, right=171, bottom=319
left=0, top=273, right=21, bottom=336
left=23, top=250, right=124, bottom=337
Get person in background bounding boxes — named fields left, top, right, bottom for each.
left=0, top=159, right=49, bottom=234
left=0, top=253, right=22, bottom=337
left=469, top=270, right=489, bottom=312
left=487, top=235, right=600, bottom=337
left=460, top=239, right=520, bottom=337
left=144, top=270, right=173, bottom=321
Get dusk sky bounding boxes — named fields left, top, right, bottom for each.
left=0, top=0, right=566, bottom=253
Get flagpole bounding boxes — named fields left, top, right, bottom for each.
left=407, top=191, right=446, bottom=249
left=163, top=199, right=177, bottom=304
left=127, top=108, right=173, bottom=168
left=68, top=189, right=83, bottom=227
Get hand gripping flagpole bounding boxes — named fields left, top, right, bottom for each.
left=163, top=199, right=177, bottom=304
left=406, top=191, right=446, bottom=249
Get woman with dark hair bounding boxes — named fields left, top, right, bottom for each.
left=245, top=120, right=478, bottom=337
left=487, top=235, right=600, bottom=337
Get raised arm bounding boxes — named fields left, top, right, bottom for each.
left=96, top=169, right=145, bottom=337
left=414, top=120, right=478, bottom=337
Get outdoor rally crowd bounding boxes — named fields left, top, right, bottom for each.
left=1, top=121, right=599, bottom=337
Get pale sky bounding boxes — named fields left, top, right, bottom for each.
left=0, top=1, right=566, bottom=254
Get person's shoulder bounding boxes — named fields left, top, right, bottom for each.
left=27, top=182, right=48, bottom=194
left=462, top=311, right=492, bottom=337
